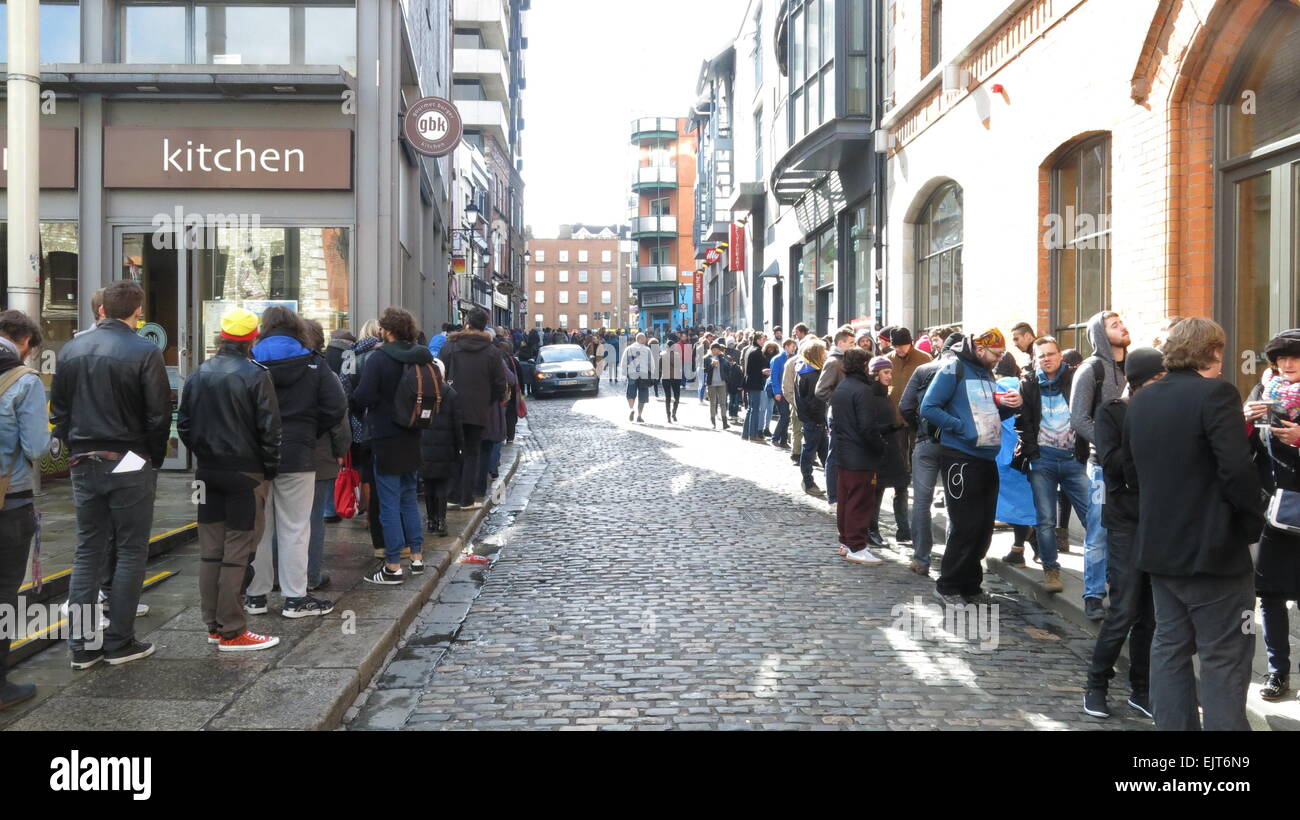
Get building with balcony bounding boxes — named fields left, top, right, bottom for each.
left=524, top=225, right=633, bottom=331
left=0, top=0, right=455, bottom=471
left=628, top=116, right=697, bottom=336
left=452, top=0, right=528, bottom=327
left=879, top=0, right=1300, bottom=399
left=686, top=0, right=883, bottom=338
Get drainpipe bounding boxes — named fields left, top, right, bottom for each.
left=7, top=0, right=41, bottom=319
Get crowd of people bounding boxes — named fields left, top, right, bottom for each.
left=0, top=292, right=1297, bottom=732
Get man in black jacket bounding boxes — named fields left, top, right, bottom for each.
left=1124, top=318, right=1264, bottom=730
left=178, top=308, right=282, bottom=651
left=1012, top=335, right=1092, bottom=593
left=439, top=308, right=506, bottom=510
left=52, top=280, right=171, bottom=669
left=1082, top=347, right=1164, bottom=720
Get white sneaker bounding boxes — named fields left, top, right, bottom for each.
left=844, top=547, right=883, bottom=565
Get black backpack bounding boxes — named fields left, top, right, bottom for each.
left=393, top=362, right=442, bottom=430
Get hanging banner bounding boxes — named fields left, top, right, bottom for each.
left=729, top=224, right=745, bottom=273
left=693, top=270, right=704, bottom=303
left=704, top=247, right=723, bottom=266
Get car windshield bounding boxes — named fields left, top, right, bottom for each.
left=539, top=348, right=589, bottom=363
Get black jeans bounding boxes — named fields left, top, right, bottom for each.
left=662, top=379, right=681, bottom=417
left=799, top=422, right=828, bottom=486
left=1260, top=596, right=1294, bottom=677
left=872, top=480, right=912, bottom=539
left=454, top=424, right=486, bottom=504
left=0, top=504, right=37, bottom=681
left=772, top=398, right=791, bottom=445
left=936, top=447, right=999, bottom=597
left=1086, top=528, right=1155, bottom=694
left=424, top=476, right=451, bottom=523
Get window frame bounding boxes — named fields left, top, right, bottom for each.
left=914, top=181, right=964, bottom=331
left=1049, top=136, right=1112, bottom=355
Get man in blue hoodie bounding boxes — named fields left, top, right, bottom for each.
left=920, top=328, right=1022, bottom=605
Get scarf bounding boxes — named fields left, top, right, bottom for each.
left=1263, top=371, right=1300, bottom=421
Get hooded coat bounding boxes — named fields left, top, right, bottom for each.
left=1069, top=311, right=1128, bottom=462
left=438, top=330, right=507, bottom=428
left=352, top=339, right=435, bottom=475
left=252, top=331, right=347, bottom=473
left=919, top=338, right=1015, bottom=461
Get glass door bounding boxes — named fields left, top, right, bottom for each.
left=115, top=226, right=191, bottom=470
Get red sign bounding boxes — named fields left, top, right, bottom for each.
left=729, top=224, right=745, bottom=273
left=704, top=248, right=723, bottom=265
left=693, top=270, right=704, bottom=304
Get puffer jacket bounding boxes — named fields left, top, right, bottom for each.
left=419, top=382, right=465, bottom=480
left=252, top=331, right=347, bottom=473
left=178, top=342, right=281, bottom=475
left=438, top=330, right=506, bottom=427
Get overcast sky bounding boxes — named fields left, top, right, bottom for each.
left=522, top=0, right=751, bottom=237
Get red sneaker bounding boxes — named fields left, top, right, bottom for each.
left=207, top=632, right=221, bottom=644
left=218, top=630, right=281, bottom=652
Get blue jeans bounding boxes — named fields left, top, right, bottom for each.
left=759, top=389, right=774, bottom=434
left=728, top=390, right=742, bottom=417
left=308, top=477, right=333, bottom=586
left=800, top=422, right=828, bottom=486
left=477, top=439, right=504, bottom=496
left=372, top=458, right=423, bottom=564
left=743, top=389, right=763, bottom=438
left=772, top=398, right=791, bottom=445
left=1026, top=452, right=1091, bottom=572
left=910, top=438, right=942, bottom=568
left=1084, top=462, right=1109, bottom=600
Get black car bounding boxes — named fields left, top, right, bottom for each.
left=532, top=344, right=599, bottom=397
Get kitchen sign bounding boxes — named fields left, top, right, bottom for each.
left=103, top=127, right=353, bottom=189
left=403, top=97, right=462, bottom=157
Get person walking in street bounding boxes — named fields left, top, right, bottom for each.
left=178, top=308, right=282, bottom=651
left=439, top=308, right=507, bottom=511
left=1012, top=335, right=1092, bottom=593
left=796, top=339, right=831, bottom=497
left=832, top=348, right=890, bottom=565
left=0, top=311, right=48, bottom=705
left=704, top=342, right=732, bottom=429
left=1082, top=346, right=1165, bottom=720
left=1070, top=310, right=1132, bottom=620
left=247, top=307, right=346, bottom=616
left=1245, top=330, right=1300, bottom=703
left=1124, top=317, right=1264, bottom=731
left=920, top=329, right=1023, bottom=606
left=52, top=280, right=171, bottom=669
left=355, top=307, right=439, bottom=584
left=899, top=330, right=962, bottom=576
left=622, top=333, right=654, bottom=422
left=660, top=333, right=685, bottom=423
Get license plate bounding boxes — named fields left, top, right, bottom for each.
left=559, top=379, right=578, bottom=386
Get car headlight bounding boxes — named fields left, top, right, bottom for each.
left=536, top=372, right=551, bottom=380
left=582, top=369, right=596, bottom=377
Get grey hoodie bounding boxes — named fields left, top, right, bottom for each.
left=1069, top=311, right=1128, bottom=462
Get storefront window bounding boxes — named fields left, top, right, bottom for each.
left=0, top=221, right=79, bottom=374
left=194, top=226, right=350, bottom=361
left=915, top=182, right=963, bottom=331
left=0, top=2, right=82, bottom=63
left=1225, top=8, right=1300, bottom=160
left=850, top=204, right=872, bottom=323
left=197, top=5, right=291, bottom=65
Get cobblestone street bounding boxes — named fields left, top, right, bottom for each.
left=347, top=385, right=1151, bottom=731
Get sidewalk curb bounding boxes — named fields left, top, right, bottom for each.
left=306, top=443, right=525, bottom=731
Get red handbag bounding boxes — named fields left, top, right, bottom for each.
left=333, top=451, right=361, bottom=519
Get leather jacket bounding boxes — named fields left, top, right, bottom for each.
left=50, top=319, right=172, bottom=467
left=178, top=343, right=281, bottom=475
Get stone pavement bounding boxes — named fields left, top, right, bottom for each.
left=347, top=386, right=1153, bottom=731
left=1, top=435, right=526, bottom=731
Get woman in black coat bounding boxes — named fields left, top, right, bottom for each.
left=866, top=356, right=909, bottom=547
left=1246, top=329, right=1300, bottom=700
left=419, top=367, right=464, bottom=537
left=829, top=348, right=889, bottom=564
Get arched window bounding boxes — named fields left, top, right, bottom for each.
left=1050, top=135, right=1111, bottom=354
left=1219, top=1, right=1300, bottom=398
left=915, top=183, right=962, bottom=330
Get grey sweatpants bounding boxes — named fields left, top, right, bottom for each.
left=248, top=471, right=315, bottom=600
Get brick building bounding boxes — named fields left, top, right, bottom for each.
left=629, top=117, right=699, bottom=336
left=881, top=0, right=1300, bottom=395
left=525, top=225, right=633, bottom=331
